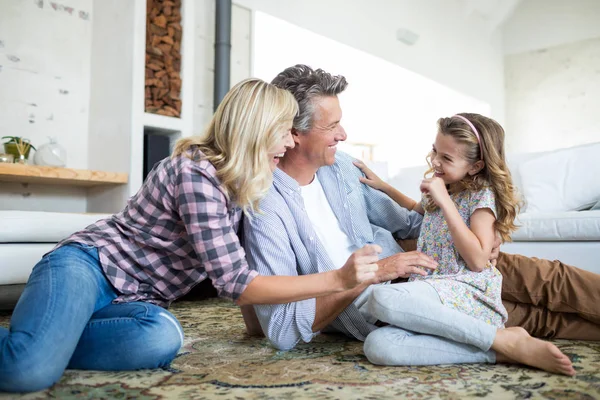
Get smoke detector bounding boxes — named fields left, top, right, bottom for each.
left=396, top=28, right=419, bottom=46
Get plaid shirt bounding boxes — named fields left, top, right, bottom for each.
left=56, top=147, right=258, bottom=307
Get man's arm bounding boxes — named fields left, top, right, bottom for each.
left=241, top=283, right=368, bottom=336
left=354, top=160, right=420, bottom=213
left=343, top=155, right=422, bottom=240
left=313, top=246, right=438, bottom=329
left=362, top=182, right=422, bottom=239
left=313, top=283, right=369, bottom=331
left=243, top=213, right=319, bottom=350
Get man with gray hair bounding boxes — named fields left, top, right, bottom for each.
left=242, top=64, right=600, bottom=352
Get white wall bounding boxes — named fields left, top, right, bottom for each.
left=502, top=0, right=600, bottom=153
left=0, top=0, right=92, bottom=167
left=0, top=0, right=252, bottom=212
left=253, top=12, right=491, bottom=177
left=235, top=0, right=506, bottom=122
left=0, top=0, right=92, bottom=212
left=86, top=0, right=139, bottom=214
left=505, top=37, right=600, bottom=153
left=503, top=0, right=600, bottom=55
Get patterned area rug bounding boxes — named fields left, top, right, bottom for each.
left=1, top=299, right=599, bottom=399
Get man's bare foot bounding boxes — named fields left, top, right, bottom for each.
left=493, top=327, right=575, bottom=376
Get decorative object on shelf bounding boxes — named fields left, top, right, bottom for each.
left=33, top=137, right=67, bottom=167
left=0, top=153, right=14, bottom=163
left=2, top=136, right=36, bottom=164
left=145, top=0, right=183, bottom=118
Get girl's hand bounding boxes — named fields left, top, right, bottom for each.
left=353, top=160, right=386, bottom=191
left=420, top=177, right=451, bottom=207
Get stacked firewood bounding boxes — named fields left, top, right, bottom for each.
left=145, top=0, right=183, bottom=117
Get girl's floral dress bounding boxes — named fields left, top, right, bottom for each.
left=410, top=187, right=508, bottom=327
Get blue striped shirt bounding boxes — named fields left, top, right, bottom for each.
left=244, top=151, right=423, bottom=350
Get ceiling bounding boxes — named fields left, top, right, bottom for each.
left=460, top=0, right=522, bottom=32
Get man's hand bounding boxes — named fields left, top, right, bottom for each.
left=336, top=244, right=382, bottom=289
left=374, top=251, right=438, bottom=283
left=490, top=235, right=501, bottom=267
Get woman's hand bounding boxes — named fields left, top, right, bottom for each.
left=336, top=244, right=382, bottom=289
left=420, top=177, right=451, bottom=207
left=353, top=160, right=387, bottom=191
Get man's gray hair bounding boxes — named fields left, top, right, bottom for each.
left=271, top=64, right=348, bottom=132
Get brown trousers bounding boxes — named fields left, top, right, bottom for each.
left=498, top=252, right=600, bottom=340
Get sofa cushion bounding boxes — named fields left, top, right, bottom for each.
left=0, top=243, right=56, bottom=284
left=0, top=211, right=112, bottom=243
left=512, top=210, right=600, bottom=241
left=517, top=142, right=600, bottom=213
left=388, top=164, right=428, bottom=202
left=501, top=241, right=600, bottom=274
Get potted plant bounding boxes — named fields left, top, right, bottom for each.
left=2, top=136, right=36, bottom=163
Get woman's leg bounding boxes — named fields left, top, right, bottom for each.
left=68, top=301, right=183, bottom=370
left=0, top=244, right=117, bottom=392
left=364, top=326, right=495, bottom=366
left=368, top=281, right=497, bottom=351
left=0, top=243, right=185, bottom=393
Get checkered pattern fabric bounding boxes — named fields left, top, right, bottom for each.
left=56, top=147, right=258, bottom=307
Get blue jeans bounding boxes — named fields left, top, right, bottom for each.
left=364, top=281, right=497, bottom=366
left=0, top=243, right=184, bottom=393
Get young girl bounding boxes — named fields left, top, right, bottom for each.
left=355, top=113, right=575, bottom=376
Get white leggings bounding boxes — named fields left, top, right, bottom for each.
left=364, top=281, right=497, bottom=366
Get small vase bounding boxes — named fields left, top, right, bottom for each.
left=15, top=154, right=28, bottom=164
left=34, top=137, right=67, bottom=167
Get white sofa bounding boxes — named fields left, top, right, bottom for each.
left=2, top=143, right=599, bottom=308
left=0, top=211, right=112, bottom=308
left=388, top=142, right=600, bottom=274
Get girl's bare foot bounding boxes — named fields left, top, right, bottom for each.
left=493, top=327, right=575, bottom=376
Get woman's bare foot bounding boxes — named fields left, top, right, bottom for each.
left=493, top=327, right=575, bottom=376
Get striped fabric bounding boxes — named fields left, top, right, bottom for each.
left=244, top=151, right=423, bottom=350
left=55, top=146, right=258, bottom=307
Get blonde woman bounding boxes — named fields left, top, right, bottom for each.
left=0, top=79, right=383, bottom=393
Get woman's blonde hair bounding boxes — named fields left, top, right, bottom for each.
left=423, top=113, right=521, bottom=243
left=172, top=78, right=298, bottom=214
